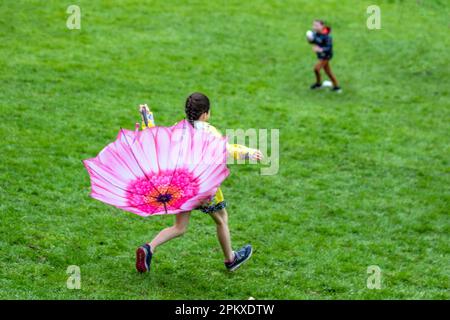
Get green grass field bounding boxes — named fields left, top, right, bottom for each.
left=0, top=0, right=449, bottom=299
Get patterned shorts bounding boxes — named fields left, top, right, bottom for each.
left=198, top=188, right=227, bottom=214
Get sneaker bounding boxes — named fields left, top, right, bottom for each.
left=331, top=86, right=342, bottom=93
left=310, top=83, right=322, bottom=90
left=225, top=244, right=253, bottom=272
left=136, top=244, right=153, bottom=273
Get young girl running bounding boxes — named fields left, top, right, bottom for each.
left=135, top=92, right=263, bottom=273
left=308, top=19, right=342, bottom=92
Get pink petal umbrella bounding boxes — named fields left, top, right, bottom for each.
left=83, top=120, right=229, bottom=216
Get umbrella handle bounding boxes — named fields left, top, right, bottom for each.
left=141, top=108, right=149, bottom=127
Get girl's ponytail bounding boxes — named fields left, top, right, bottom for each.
left=185, top=92, right=210, bottom=126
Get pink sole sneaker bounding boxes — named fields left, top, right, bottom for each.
left=136, top=244, right=152, bottom=273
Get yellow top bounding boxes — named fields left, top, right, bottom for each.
left=141, top=111, right=238, bottom=207
left=141, top=112, right=256, bottom=160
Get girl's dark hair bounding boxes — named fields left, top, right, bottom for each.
left=185, top=92, right=210, bottom=126
left=314, top=19, right=325, bottom=25
left=315, top=19, right=331, bottom=34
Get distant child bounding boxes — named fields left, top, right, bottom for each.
left=307, top=19, right=341, bottom=92
left=135, top=93, right=263, bottom=273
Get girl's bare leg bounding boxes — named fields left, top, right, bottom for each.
left=209, top=208, right=234, bottom=262
left=323, top=61, right=339, bottom=87
left=314, top=60, right=326, bottom=84
left=149, top=211, right=191, bottom=252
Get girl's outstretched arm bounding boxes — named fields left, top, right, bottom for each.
left=228, top=143, right=263, bottom=161
left=206, top=124, right=263, bottom=161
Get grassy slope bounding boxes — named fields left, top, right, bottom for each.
left=0, top=0, right=448, bottom=299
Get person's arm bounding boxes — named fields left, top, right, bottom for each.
left=228, top=143, right=263, bottom=161
left=313, top=45, right=323, bottom=53
left=207, top=124, right=263, bottom=161
left=138, top=104, right=155, bottom=129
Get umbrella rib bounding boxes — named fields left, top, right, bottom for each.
left=121, top=198, right=159, bottom=208
left=120, top=128, right=163, bottom=197
left=162, top=121, right=187, bottom=198
left=91, top=180, right=133, bottom=200
left=116, top=203, right=163, bottom=215
left=87, top=164, right=147, bottom=196
left=89, top=164, right=165, bottom=214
